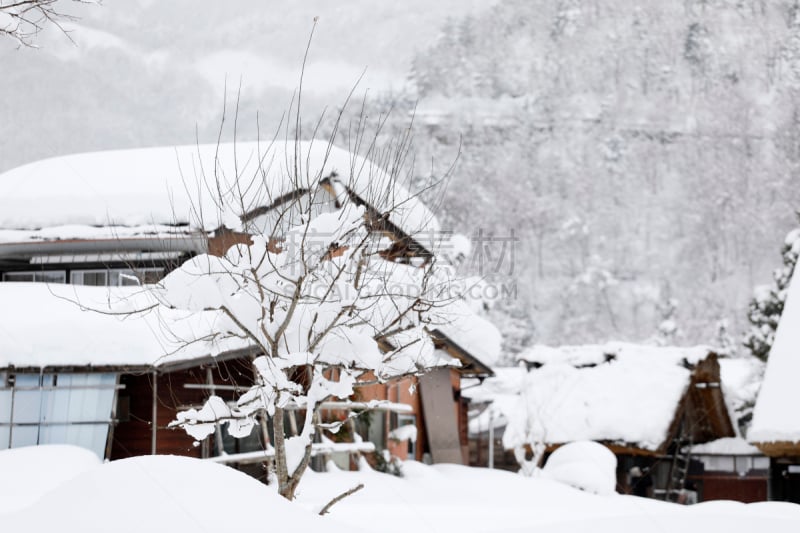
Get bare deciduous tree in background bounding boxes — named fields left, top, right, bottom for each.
left=126, top=92, right=470, bottom=501
left=0, top=0, right=93, bottom=47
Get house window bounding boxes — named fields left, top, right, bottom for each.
left=71, top=268, right=163, bottom=287
left=753, top=457, right=770, bottom=470
left=703, top=455, right=735, bottom=472
left=221, top=419, right=265, bottom=456
left=2, top=271, right=66, bottom=283
left=0, top=372, right=118, bottom=458
left=71, top=270, right=108, bottom=286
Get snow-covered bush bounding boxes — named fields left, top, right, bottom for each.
left=542, top=441, right=617, bottom=496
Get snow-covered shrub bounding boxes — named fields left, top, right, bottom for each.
left=373, top=449, right=404, bottom=477
left=542, top=441, right=617, bottom=495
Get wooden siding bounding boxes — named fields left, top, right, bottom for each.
left=109, top=355, right=470, bottom=469
left=468, top=436, right=519, bottom=471
left=691, top=474, right=768, bottom=503
left=356, top=373, right=426, bottom=462
left=207, top=229, right=252, bottom=257
left=110, top=357, right=256, bottom=459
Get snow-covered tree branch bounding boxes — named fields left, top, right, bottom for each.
left=131, top=106, right=468, bottom=499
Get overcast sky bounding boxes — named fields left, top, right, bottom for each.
left=0, top=0, right=495, bottom=172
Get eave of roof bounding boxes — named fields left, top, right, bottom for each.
left=429, top=328, right=495, bottom=378
left=0, top=235, right=208, bottom=260
left=753, top=440, right=800, bottom=457
left=0, top=345, right=260, bottom=375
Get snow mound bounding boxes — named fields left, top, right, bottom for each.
left=0, top=445, right=101, bottom=513
left=1, top=447, right=799, bottom=533
left=294, top=459, right=800, bottom=533
left=542, top=441, right=618, bottom=495
left=0, top=454, right=348, bottom=533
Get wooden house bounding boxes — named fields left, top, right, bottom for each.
left=749, top=267, right=800, bottom=503
left=0, top=143, right=498, bottom=477
left=0, top=292, right=494, bottom=478
left=465, top=343, right=738, bottom=500
left=685, top=437, right=769, bottom=502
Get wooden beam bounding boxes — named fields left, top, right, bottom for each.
left=151, top=370, right=157, bottom=455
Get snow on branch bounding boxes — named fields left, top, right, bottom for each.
left=140, top=131, right=470, bottom=499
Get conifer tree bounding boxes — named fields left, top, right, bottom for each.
left=743, top=218, right=800, bottom=361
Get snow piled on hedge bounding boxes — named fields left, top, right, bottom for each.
left=541, top=441, right=617, bottom=495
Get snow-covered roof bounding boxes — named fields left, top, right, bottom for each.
left=689, top=437, right=763, bottom=456
left=0, top=282, right=244, bottom=369
left=468, top=343, right=717, bottom=452
left=464, top=366, right=525, bottom=435
left=434, top=302, right=502, bottom=369
left=0, top=145, right=503, bottom=374
left=0, top=224, right=198, bottom=245
left=0, top=281, right=493, bottom=374
left=749, top=268, right=800, bottom=444
left=0, top=141, right=439, bottom=242
left=517, top=342, right=710, bottom=367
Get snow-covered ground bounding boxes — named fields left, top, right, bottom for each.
left=0, top=445, right=101, bottom=513
left=2, top=445, right=799, bottom=533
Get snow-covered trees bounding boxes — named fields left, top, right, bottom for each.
left=143, top=138, right=467, bottom=500
left=744, top=223, right=800, bottom=362
left=403, top=0, right=800, bottom=346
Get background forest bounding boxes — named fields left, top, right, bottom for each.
left=381, top=0, right=800, bottom=355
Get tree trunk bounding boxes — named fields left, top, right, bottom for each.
left=273, top=406, right=290, bottom=498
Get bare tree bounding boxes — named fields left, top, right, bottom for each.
left=0, top=0, right=93, bottom=47
left=111, top=85, right=471, bottom=501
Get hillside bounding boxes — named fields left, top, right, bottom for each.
left=401, top=0, right=800, bottom=349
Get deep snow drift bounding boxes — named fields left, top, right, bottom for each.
left=1, top=446, right=800, bottom=533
